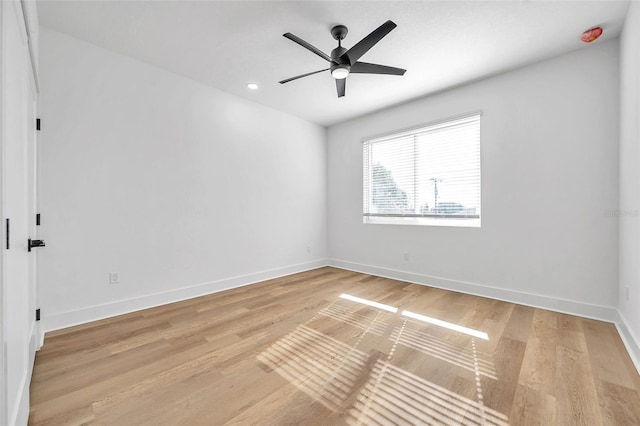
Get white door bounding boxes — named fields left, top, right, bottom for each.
left=1, top=1, right=40, bottom=424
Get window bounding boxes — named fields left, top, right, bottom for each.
left=363, top=113, right=481, bottom=227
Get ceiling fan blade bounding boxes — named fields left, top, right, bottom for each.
left=350, top=61, right=406, bottom=76
left=336, top=78, right=345, bottom=98
left=343, top=20, right=397, bottom=64
left=283, top=33, right=333, bottom=63
left=279, top=68, right=329, bottom=84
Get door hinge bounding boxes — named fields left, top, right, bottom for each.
left=36, top=118, right=41, bottom=131
left=36, top=309, right=41, bottom=321
left=5, top=218, right=9, bottom=249
left=36, top=213, right=41, bottom=226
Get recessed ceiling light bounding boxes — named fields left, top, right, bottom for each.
left=246, top=83, right=259, bottom=90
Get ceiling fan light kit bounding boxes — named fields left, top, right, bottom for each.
left=279, top=20, right=406, bottom=98
left=331, top=66, right=350, bottom=79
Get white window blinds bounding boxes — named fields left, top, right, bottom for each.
left=363, top=113, right=481, bottom=226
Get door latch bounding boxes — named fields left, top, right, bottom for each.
left=28, top=238, right=45, bottom=252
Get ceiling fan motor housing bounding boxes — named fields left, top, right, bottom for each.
left=331, top=46, right=351, bottom=65
left=331, top=45, right=350, bottom=76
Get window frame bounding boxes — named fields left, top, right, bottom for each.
left=362, top=111, right=482, bottom=228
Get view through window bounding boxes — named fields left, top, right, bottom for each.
left=363, top=113, right=481, bottom=227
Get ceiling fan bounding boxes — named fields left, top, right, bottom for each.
left=279, top=20, right=406, bottom=98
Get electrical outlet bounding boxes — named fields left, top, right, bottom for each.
left=626, top=286, right=630, bottom=301
left=403, top=252, right=409, bottom=261
left=306, top=246, right=311, bottom=253
left=109, top=272, right=120, bottom=284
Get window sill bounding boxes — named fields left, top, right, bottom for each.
left=363, top=216, right=481, bottom=228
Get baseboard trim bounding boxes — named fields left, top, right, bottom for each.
left=328, top=259, right=618, bottom=323
left=43, top=259, right=329, bottom=334
left=614, top=310, right=640, bottom=375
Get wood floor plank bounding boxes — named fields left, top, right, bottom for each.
left=517, top=309, right=559, bottom=396
left=555, top=343, right=603, bottom=424
left=582, top=318, right=639, bottom=390
left=479, top=336, right=526, bottom=415
left=502, top=304, right=535, bottom=343
left=509, top=384, right=557, bottom=425
left=29, top=267, right=640, bottom=425
left=596, top=380, right=640, bottom=425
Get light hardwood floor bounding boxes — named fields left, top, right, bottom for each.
left=29, top=267, right=640, bottom=425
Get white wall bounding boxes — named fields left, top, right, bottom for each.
left=618, top=1, right=640, bottom=366
left=328, top=40, right=620, bottom=318
left=38, top=28, right=327, bottom=331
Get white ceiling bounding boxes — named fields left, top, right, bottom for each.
left=37, top=0, right=630, bottom=127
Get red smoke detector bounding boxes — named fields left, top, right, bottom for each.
left=581, top=27, right=603, bottom=43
